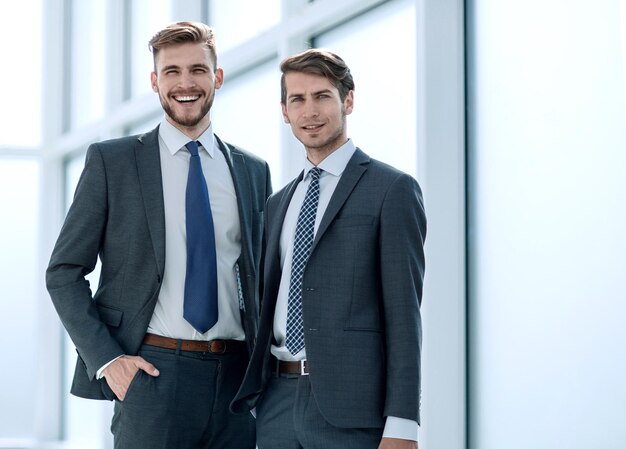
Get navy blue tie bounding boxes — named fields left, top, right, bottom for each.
left=184, top=141, right=218, bottom=333
left=286, top=167, right=322, bottom=355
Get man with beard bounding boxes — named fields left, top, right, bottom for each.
left=46, top=22, right=271, bottom=449
left=232, top=49, right=426, bottom=449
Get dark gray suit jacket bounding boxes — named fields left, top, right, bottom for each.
left=232, top=148, right=426, bottom=428
left=46, top=126, right=272, bottom=400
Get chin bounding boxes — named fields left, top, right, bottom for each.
left=173, top=113, right=204, bottom=127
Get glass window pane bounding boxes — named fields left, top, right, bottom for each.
left=71, top=0, right=106, bottom=129
left=468, top=1, right=626, bottom=448
left=315, top=0, right=417, bottom=178
left=0, top=158, right=40, bottom=439
left=212, top=60, right=282, bottom=187
left=130, top=0, right=173, bottom=98
left=125, top=114, right=163, bottom=136
left=0, top=0, right=42, bottom=147
left=209, top=0, right=281, bottom=53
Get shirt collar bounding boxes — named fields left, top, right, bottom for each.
left=159, top=118, right=215, bottom=157
left=303, top=138, right=357, bottom=179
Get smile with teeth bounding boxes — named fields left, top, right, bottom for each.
left=175, top=95, right=200, bottom=103
left=303, top=124, right=323, bottom=130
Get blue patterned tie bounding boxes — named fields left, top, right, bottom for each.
left=286, top=167, right=322, bottom=355
left=184, top=141, right=218, bottom=333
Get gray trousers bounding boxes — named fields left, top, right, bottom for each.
left=111, top=343, right=255, bottom=449
left=255, top=374, right=383, bottom=449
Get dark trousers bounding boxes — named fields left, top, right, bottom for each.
left=255, top=374, right=383, bottom=449
left=111, top=343, right=255, bottom=449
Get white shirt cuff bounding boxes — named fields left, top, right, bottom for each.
left=383, top=416, right=418, bottom=442
left=96, top=355, right=124, bottom=379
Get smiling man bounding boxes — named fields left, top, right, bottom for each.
left=46, top=22, right=271, bottom=449
left=232, top=49, right=426, bottom=449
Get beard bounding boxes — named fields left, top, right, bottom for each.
left=159, top=90, right=215, bottom=128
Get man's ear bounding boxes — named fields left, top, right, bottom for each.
left=281, top=103, right=290, bottom=124
left=150, top=72, right=158, bottom=92
left=214, top=67, right=224, bottom=90
left=344, top=90, right=354, bottom=115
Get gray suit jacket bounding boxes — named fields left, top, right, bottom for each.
left=46, top=126, right=272, bottom=400
left=232, top=148, right=426, bottom=428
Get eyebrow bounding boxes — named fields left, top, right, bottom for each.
left=288, top=88, right=333, bottom=99
left=160, top=63, right=211, bottom=72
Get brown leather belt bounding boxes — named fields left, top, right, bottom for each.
left=277, top=359, right=310, bottom=376
left=143, top=333, right=246, bottom=354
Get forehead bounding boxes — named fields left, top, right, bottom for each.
left=284, top=72, right=338, bottom=95
left=154, top=42, right=214, bottom=70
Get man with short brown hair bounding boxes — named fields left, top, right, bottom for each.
left=47, top=22, right=271, bottom=449
left=233, top=48, right=425, bottom=449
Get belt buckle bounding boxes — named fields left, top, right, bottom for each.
left=300, top=360, right=309, bottom=376
left=209, top=340, right=226, bottom=354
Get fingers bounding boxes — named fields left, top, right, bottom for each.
left=103, top=358, right=132, bottom=401
left=111, top=380, right=129, bottom=401
left=103, top=355, right=159, bottom=401
left=132, top=356, right=160, bottom=377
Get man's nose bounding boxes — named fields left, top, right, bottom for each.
left=179, top=72, right=196, bottom=88
left=302, top=101, right=319, bottom=117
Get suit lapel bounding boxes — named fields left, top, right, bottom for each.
left=272, top=173, right=303, bottom=235
left=266, top=172, right=303, bottom=278
left=216, top=135, right=254, bottom=266
left=135, top=126, right=166, bottom=277
left=310, top=148, right=369, bottom=253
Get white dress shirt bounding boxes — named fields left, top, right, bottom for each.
left=148, top=119, right=243, bottom=341
left=97, top=120, right=244, bottom=378
left=271, top=140, right=355, bottom=361
left=270, top=139, right=418, bottom=442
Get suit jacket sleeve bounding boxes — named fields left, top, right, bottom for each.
left=380, top=173, right=426, bottom=424
left=46, top=144, right=125, bottom=380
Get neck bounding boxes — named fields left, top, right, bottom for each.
left=305, top=137, right=348, bottom=166
left=166, top=116, right=211, bottom=141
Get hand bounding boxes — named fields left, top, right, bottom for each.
left=378, top=437, right=418, bottom=449
left=102, top=355, right=159, bottom=401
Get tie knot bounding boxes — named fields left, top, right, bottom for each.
left=309, top=167, right=322, bottom=181
left=185, top=141, right=201, bottom=157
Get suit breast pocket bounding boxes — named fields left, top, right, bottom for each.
left=332, top=215, right=376, bottom=228
left=325, top=215, right=376, bottom=252
left=326, top=215, right=377, bottom=258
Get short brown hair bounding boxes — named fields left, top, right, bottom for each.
left=280, top=48, right=355, bottom=104
left=148, top=21, right=217, bottom=70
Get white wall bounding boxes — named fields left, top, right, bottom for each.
left=467, top=1, right=626, bottom=448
